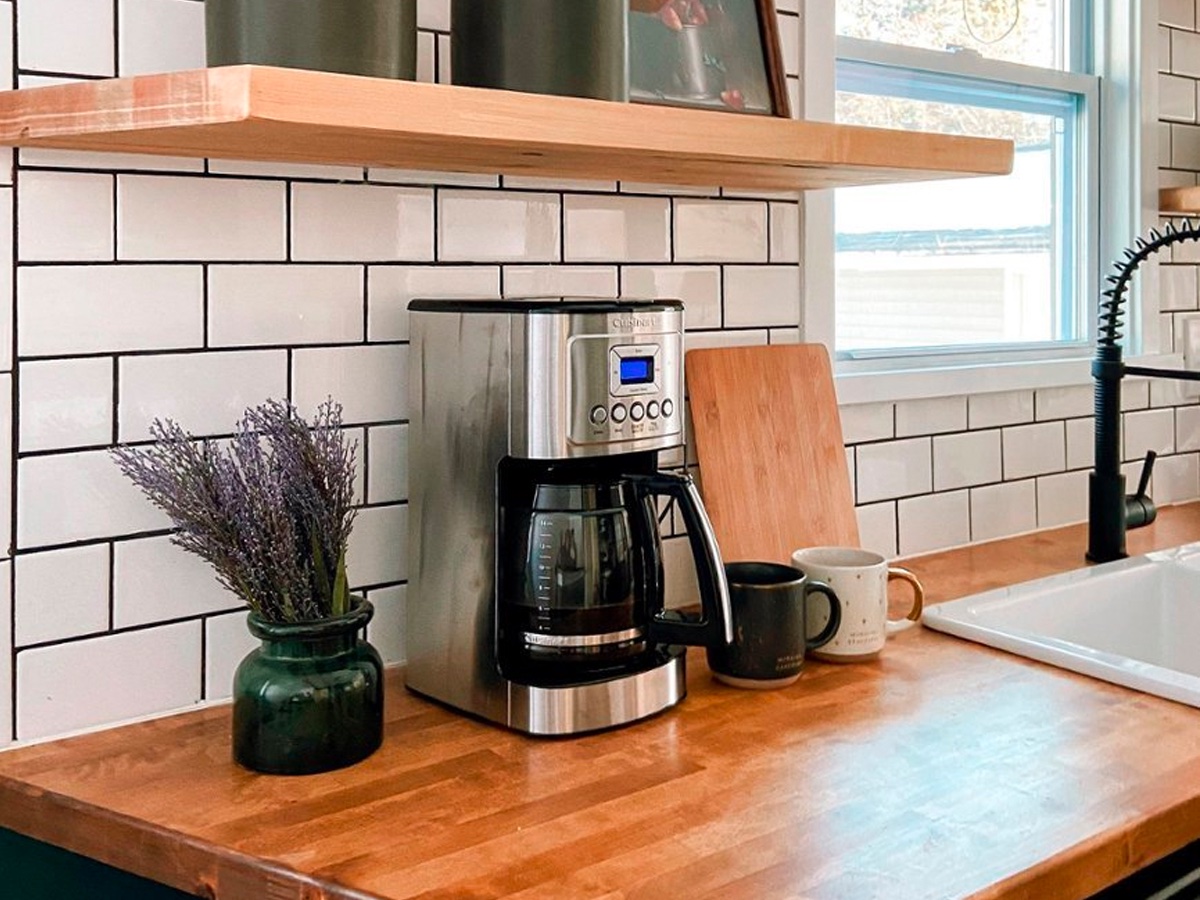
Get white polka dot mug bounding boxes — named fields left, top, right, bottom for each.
left=791, top=547, right=924, bottom=663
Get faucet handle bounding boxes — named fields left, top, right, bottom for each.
left=1135, top=451, right=1157, bottom=499
left=1126, top=451, right=1158, bottom=529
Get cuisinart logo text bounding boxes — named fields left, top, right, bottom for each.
left=611, top=316, right=656, bottom=330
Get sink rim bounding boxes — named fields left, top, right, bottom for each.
left=921, top=540, right=1200, bottom=708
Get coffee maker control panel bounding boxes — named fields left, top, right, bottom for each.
left=569, top=333, right=683, bottom=448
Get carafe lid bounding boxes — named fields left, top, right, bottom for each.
left=532, top=481, right=633, bottom=512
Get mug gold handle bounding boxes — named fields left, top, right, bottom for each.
left=884, top=567, right=924, bottom=635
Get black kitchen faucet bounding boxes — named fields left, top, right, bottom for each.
left=1088, top=220, right=1200, bottom=563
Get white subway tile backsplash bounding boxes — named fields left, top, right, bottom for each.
left=0, top=196, right=11, bottom=370
left=1065, top=417, right=1093, bottom=470
left=663, top=535, right=701, bottom=609
left=1162, top=0, right=1196, bottom=30
left=210, top=159, right=364, bottom=181
left=895, top=396, right=967, bottom=437
left=118, top=0, right=206, bottom=76
left=1172, top=29, right=1200, bottom=78
left=15, top=546, right=110, bottom=647
left=291, top=183, right=435, bottom=262
left=564, top=195, right=670, bottom=263
left=18, top=265, right=204, bottom=356
left=19, top=171, right=114, bottom=262
left=120, top=351, right=289, bottom=441
left=970, top=480, right=1037, bottom=543
left=417, top=0, right=450, bottom=32
left=1002, top=422, right=1066, bottom=480
left=1176, top=123, right=1200, bottom=170
left=1124, top=408, right=1176, bottom=461
left=504, top=176, right=616, bottom=193
left=369, top=168, right=497, bottom=188
left=933, top=430, right=1001, bottom=491
left=18, top=450, right=170, bottom=549
left=856, top=502, right=898, bottom=559
left=622, top=267, right=722, bottom=328
left=1154, top=452, right=1200, bottom=504
left=204, top=611, right=256, bottom=702
left=17, top=621, right=202, bottom=741
left=857, top=438, right=932, bottom=504
left=674, top=200, right=768, bottom=262
left=367, top=265, right=500, bottom=341
left=368, top=424, right=409, bottom=504
left=897, top=491, right=969, bottom=556
left=438, top=191, right=561, bottom=262
left=1035, top=385, right=1093, bottom=421
left=723, top=266, right=801, bottom=328
left=1036, top=470, right=1089, bottom=529
left=366, top=584, right=406, bottom=665
left=208, top=265, right=365, bottom=347
left=503, top=266, right=619, bottom=299
left=347, top=505, right=407, bottom=588
left=839, top=402, right=895, bottom=444
left=19, top=358, right=114, bottom=452
left=1160, top=74, right=1198, bottom=123
left=114, top=536, right=238, bottom=628
left=1160, top=264, right=1199, bottom=311
left=117, top=175, right=287, bottom=261
left=968, top=390, right=1034, bottom=429
left=19, top=0, right=115, bottom=76
left=769, top=202, right=801, bottom=264
left=1178, top=405, right=1200, bottom=452
left=20, top=147, right=204, bottom=173
left=293, top=344, right=408, bottom=424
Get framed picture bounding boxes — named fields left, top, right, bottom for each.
left=629, top=0, right=790, bottom=117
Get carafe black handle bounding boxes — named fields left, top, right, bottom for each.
left=628, top=472, right=733, bottom=648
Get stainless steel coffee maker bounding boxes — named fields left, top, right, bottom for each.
left=406, top=299, right=732, bottom=735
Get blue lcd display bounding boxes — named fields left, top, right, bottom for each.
left=620, top=357, right=654, bottom=385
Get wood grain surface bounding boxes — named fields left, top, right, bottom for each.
left=0, top=66, right=1013, bottom=192
left=1160, top=186, right=1200, bottom=215
left=686, top=344, right=860, bottom=563
left=4, top=506, right=1200, bottom=900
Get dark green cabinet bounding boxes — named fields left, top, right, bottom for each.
left=0, top=828, right=193, bottom=900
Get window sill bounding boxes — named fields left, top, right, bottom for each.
left=834, top=353, right=1181, bottom=406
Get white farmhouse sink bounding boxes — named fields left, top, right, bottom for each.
left=921, top=542, right=1200, bottom=708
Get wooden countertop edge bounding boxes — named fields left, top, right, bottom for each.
left=0, top=772, right=376, bottom=900
left=971, top=771, right=1200, bottom=899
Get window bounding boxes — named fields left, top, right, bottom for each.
left=832, top=1, right=1099, bottom=366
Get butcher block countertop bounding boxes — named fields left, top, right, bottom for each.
left=6, top=506, right=1200, bottom=900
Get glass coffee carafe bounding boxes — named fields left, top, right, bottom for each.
left=497, top=456, right=729, bottom=686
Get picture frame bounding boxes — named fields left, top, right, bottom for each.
left=629, top=0, right=791, bottom=118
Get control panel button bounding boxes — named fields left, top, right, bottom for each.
left=661, top=399, right=674, bottom=418
left=611, top=404, right=628, bottom=423
left=589, top=405, right=608, bottom=426
left=647, top=401, right=660, bottom=419
left=630, top=402, right=645, bottom=422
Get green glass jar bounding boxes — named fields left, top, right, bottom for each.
left=206, top=0, right=417, bottom=80
left=451, top=0, right=629, bottom=101
left=232, top=599, right=384, bottom=776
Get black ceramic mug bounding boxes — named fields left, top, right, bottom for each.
left=706, top=562, right=841, bottom=689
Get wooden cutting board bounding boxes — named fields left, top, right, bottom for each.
left=685, top=344, right=859, bottom=564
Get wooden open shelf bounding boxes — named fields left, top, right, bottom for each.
left=1161, top=186, right=1200, bottom=216
left=0, top=65, right=1013, bottom=191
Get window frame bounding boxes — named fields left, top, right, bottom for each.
left=797, top=0, right=1162, bottom=405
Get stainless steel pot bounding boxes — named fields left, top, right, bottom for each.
left=206, top=0, right=417, bottom=80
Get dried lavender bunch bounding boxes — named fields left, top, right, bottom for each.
left=112, top=399, right=358, bottom=624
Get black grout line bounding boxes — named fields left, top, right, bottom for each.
left=7, top=0, right=16, bottom=745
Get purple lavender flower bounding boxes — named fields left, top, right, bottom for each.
left=111, top=399, right=359, bottom=624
